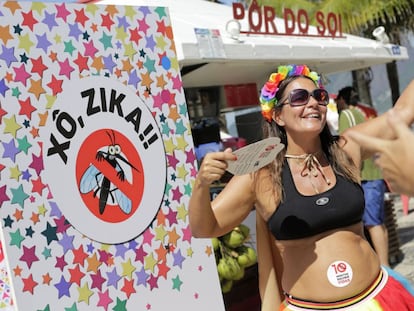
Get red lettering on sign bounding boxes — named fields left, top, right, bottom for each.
left=232, top=1, right=345, bottom=38
left=284, top=8, right=295, bottom=35
left=316, top=11, right=326, bottom=36
left=264, top=6, right=277, bottom=33
left=327, top=12, right=342, bottom=37
left=233, top=3, right=244, bottom=20
left=248, top=0, right=262, bottom=32
left=297, top=9, right=309, bottom=34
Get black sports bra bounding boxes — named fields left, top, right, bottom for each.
left=267, top=161, right=364, bottom=240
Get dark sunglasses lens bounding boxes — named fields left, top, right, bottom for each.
left=314, top=89, right=329, bottom=105
left=289, top=89, right=309, bottom=106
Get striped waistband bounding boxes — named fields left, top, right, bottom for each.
left=284, top=268, right=387, bottom=310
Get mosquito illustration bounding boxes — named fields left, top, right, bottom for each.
left=80, top=130, right=139, bottom=215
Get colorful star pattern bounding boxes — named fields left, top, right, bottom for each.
left=0, top=1, right=216, bottom=310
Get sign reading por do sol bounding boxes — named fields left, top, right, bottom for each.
left=43, top=76, right=166, bottom=244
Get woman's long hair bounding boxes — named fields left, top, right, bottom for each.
left=255, top=75, right=360, bottom=203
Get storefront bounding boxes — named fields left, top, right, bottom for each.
left=99, top=0, right=408, bottom=85
left=99, top=0, right=408, bottom=143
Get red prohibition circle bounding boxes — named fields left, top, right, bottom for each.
left=337, top=262, right=346, bottom=273
left=76, top=129, right=144, bottom=223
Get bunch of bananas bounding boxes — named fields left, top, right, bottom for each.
left=212, top=224, right=257, bottom=294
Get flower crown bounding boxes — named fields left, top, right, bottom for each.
left=259, top=64, right=322, bottom=122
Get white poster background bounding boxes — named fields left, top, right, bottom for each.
left=42, top=76, right=167, bottom=244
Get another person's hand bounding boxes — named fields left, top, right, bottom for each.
left=348, top=111, right=414, bottom=196
left=196, top=148, right=237, bottom=186
left=350, top=111, right=414, bottom=196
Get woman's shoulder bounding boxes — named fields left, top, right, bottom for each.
left=253, top=167, right=274, bottom=188
left=251, top=168, right=281, bottom=218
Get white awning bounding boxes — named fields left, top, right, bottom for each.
left=98, top=0, right=409, bottom=87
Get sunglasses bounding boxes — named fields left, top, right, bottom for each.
left=280, top=88, right=329, bottom=107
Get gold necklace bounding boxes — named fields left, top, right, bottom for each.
left=285, top=152, right=331, bottom=194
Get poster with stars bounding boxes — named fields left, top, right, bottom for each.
left=0, top=1, right=225, bottom=310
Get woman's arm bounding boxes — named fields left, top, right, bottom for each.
left=188, top=149, right=256, bottom=238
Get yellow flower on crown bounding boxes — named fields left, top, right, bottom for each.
left=259, top=64, right=322, bottom=122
